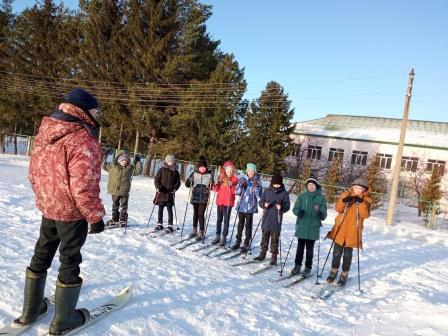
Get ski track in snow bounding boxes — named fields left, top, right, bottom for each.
left=0, top=154, right=447, bottom=336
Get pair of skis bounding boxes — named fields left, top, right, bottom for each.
left=0, top=286, right=132, bottom=336
left=311, top=281, right=348, bottom=300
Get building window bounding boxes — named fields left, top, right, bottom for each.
left=351, top=150, right=368, bottom=166
left=328, top=148, right=344, bottom=162
left=307, top=145, right=322, bottom=160
left=376, top=153, right=392, bottom=169
left=401, top=156, right=418, bottom=172
left=427, top=159, right=446, bottom=176
left=292, top=143, right=301, bottom=157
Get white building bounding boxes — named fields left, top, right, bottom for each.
left=288, top=114, right=448, bottom=203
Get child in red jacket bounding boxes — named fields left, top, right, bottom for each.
left=211, top=161, right=239, bottom=246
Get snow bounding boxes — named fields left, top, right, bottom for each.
left=1, top=153, right=448, bottom=336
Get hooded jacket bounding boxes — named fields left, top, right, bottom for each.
left=235, top=173, right=263, bottom=213
left=293, top=185, right=327, bottom=241
left=213, top=161, right=239, bottom=207
left=103, top=150, right=143, bottom=196
left=154, top=162, right=181, bottom=203
left=258, top=184, right=290, bottom=233
left=28, top=103, right=105, bottom=223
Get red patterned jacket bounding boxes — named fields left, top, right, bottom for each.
left=28, top=103, right=105, bottom=223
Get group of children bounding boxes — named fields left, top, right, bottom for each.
left=104, top=152, right=371, bottom=286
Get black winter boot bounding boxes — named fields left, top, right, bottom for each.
left=112, top=211, right=119, bottom=223
left=211, top=235, right=220, bottom=245
left=14, top=268, right=49, bottom=325
left=49, top=278, right=90, bottom=335
left=290, top=265, right=301, bottom=275
left=231, top=241, right=241, bottom=251
left=269, top=254, right=278, bottom=266
left=254, top=250, right=266, bottom=261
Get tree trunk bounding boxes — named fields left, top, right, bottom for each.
left=133, top=128, right=140, bottom=156
left=0, top=131, right=5, bottom=153
left=143, top=136, right=155, bottom=176
left=117, top=119, right=124, bottom=150
left=13, top=122, right=18, bottom=155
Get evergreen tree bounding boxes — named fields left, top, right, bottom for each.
left=170, top=54, right=246, bottom=165
left=324, top=157, right=342, bottom=204
left=242, top=81, right=294, bottom=174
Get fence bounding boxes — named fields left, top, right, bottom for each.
left=1, top=136, right=443, bottom=230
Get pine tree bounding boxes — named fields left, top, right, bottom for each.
left=420, top=168, right=443, bottom=214
left=242, top=81, right=294, bottom=174
left=170, top=54, right=246, bottom=165
left=324, top=157, right=342, bottom=204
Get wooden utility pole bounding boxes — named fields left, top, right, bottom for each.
left=386, top=68, right=415, bottom=225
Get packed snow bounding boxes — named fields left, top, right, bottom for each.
left=0, top=154, right=447, bottom=336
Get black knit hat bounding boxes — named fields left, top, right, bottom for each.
left=271, top=173, right=283, bottom=185
left=305, top=177, right=319, bottom=188
left=65, top=88, right=98, bottom=112
left=197, top=156, right=208, bottom=169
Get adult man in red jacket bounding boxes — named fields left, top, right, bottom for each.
left=14, top=88, right=106, bottom=335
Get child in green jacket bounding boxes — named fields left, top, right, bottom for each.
left=103, top=150, right=142, bottom=224
left=291, top=177, right=327, bottom=276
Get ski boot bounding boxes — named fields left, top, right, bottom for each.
left=301, top=268, right=312, bottom=277
left=196, top=230, right=205, bottom=241
left=165, top=225, right=174, bottom=234
left=269, top=254, right=278, bottom=266
left=154, top=223, right=164, bottom=231
left=290, top=265, right=301, bottom=275
left=240, top=245, right=250, bottom=254
left=337, top=273, right=348, bottom=287
left=326, top=270, right=338, bottom=284
left=189, top=227, right=198, bottom=238
left=253, top=250, right=266, bottom=261
left=219, top=236, right=227, bottom=247
left=231, top=241, right=241, bottom=251
left=211, top=235, right=220, bottom=245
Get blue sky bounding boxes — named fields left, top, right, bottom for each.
left=12, top=0, right=448, bottom=122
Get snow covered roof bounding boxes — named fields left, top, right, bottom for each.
left=294, top=114, right=448, bottom=149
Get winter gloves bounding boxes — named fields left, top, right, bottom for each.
left=89, top=219, right=104, bottom=234
left=342, top=195, right=363, bottom=204
left=297, top=209, right=305, bottom=218
left=134, top=155, right=141, bottom=162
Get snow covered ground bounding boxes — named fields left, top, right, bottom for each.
left=0, top=154, right=447, bottom=336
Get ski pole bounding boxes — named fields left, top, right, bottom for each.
left=146, top=197, right=157, bottom=228
left=124, top=157, right=139, bottom=235
left=173, top=193, right=179, bottom=230
left=280, top=235, right=295, bottom=276
left=203, top=191, right=216, bottom=243
left=243, top=209, right=267, bottom=259
left=180, top=183, right=193, bottom=237
left=315, top=232, right=321, bottom=285
left=319, top=202, right=351, bottom=278
left=228, top=184, right=247, bottom=248
left=356, top=202, right=362, bottom=293
left=277, top=207, right=283, bottom=274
